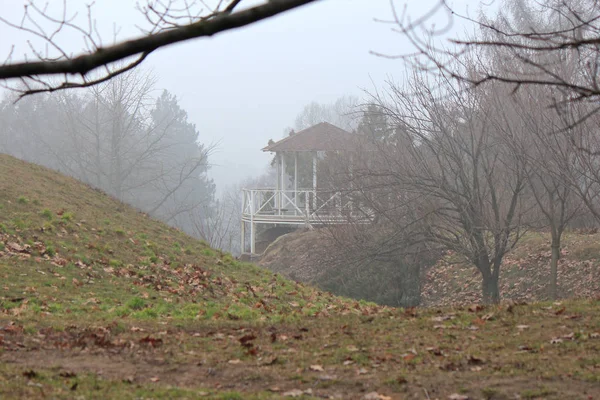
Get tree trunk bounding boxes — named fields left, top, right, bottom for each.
left=481, top=272, right=500, bottom=304
left=550, top=237, right=560, bottom=300
left=401, top=262, right=421, bottom=307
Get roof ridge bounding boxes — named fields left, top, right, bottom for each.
left=262, top=122, right=351, bottom=152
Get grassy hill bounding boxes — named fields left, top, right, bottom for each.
left=0, top=154, right=379, bottom=324
left=1, top=154, right=600, bottom=399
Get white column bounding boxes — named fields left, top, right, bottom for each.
left=281, top=152, right=286, bottom=211
left=250, top=190, right=255, bottom=254
left=294, top=152, right=298, bottom=215
left=250, top=222, right=255, bottom=255
left=312, top=152, right=317, bottom=210
left=275, top=152, right=281, bottom=210
left=349, top=153, right=354, bottom=214
left=240, top=221, right=245, bottom=254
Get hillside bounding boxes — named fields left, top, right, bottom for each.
left=0, top=154, right=379, bottom=323
left=1, top=154, right=600, bottom=399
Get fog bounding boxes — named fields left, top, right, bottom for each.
left=2, top=0, right=599, bottom=308
left=0, top=0, right=476, bottom=193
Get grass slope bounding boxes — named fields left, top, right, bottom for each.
left=0, top=154, right=379, bottom=323
left=0, top=154, right=600, bottom=399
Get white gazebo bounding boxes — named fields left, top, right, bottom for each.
left=241, top=122, right=369, bottom=255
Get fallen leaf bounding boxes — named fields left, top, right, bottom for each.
left=427, top=347, right=444, bottom=356
left=449, top=394, right=469, bottom=400
left=139, top=336, right=163, bottom=348
left=481, top=313, right=495, bottom=321
left=22, top=370, right=37, bottom=379
left=239, top=334, right=256, bottom=348
left=283, top=389, right=304, bottom=397
left=228, top=359, right=241, bottom=364
left=150, top=377, right=159, bottom=382
left=309, top=365, right=324, bottom=372
left=467, top=355, right=485, bottom=365
left=7, top=242, right=26, bottom=252
left=468, top=304, right=484, bottom=313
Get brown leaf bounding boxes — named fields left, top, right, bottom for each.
left=467, top=355, right=485, bottom=365
left=239, top=333, right=256, bottom=348
left=468, top=304, right=484, bottom=313
left=150, top=377, right=159, bottom=382
left=481, top=313, right=495, bottom=321
left=427, top=347, right=444, bottom=356
left=7, top=242, right=27, bottom=253
left=22, top=370, right=37, bottom=379
left=310, top=365, right=324, bottom=372
left=139, top=336, right=163, bottom=348
left=449, top=394, right=469, bottom=400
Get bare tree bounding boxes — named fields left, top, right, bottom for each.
left=500, top=85, right=583, bottom=299
left=292, top=96, right=360, bottom=132
left=353, top=70, right=531, bottom=304
left=392, top=0, right=600, bottom=114
left=0, top=0, right=318, bottom=97
left=388, top=0, right=600, bottom=300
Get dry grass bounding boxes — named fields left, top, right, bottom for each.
left=0, top=154, right=599, bottom=399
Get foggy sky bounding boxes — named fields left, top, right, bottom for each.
left=0, top=0, right=481, bottom=193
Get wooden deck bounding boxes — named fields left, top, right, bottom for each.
left=241, top=188, right=366, bottom=225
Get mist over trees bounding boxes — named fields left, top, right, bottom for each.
left=1, top=0, right=600, bottom=307
left=0, top=69, right=216, bottom=238
left=330, top=0, right=600, bottom=304
left=252, top=0, right=600, bottom=306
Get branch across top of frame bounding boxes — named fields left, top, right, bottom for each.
left=0, top=0, right=318, bottom=83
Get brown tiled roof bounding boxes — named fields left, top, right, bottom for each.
left=262, top=122, right=364, bottom=152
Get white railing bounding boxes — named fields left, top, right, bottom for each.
left=241, top=188, right=368, bottom=225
